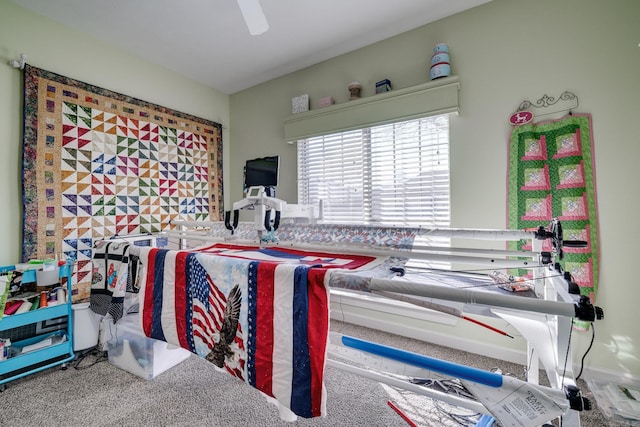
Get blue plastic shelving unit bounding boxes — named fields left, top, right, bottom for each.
left=0, top=262, right=74, bottom=389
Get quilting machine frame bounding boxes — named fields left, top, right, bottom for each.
left=162, top=215, right=603, bottom=427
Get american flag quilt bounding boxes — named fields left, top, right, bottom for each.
left=135, top=245, right=380, bottom=418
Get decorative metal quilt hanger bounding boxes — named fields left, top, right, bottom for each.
left=509, top=91, right=579, bottom=125
left=518, top=90, right=579, bottom=117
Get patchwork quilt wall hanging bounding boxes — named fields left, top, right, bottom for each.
left=507, top=113, right=599, bottom=303
left=22, top=65, right=223, bottom=300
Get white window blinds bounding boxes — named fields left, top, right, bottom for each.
left=298, top=114, right=450, bottom=227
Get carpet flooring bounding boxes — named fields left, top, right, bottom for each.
left=0, top=321, right=622, bottom=427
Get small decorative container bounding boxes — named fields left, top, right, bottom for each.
left=348, top=82, right=362, bottom=100
left=375, top=79, right=392, bottom=94
left=430, top=42, right=451, bottom=80
left=431, top=52, right=450, bottom=66
left=430, top=63, right=451, bottom=80
left=317, top=96, right=334, bottom=108
left=291, top=94, right=309, bottom=114
left=433, top=43, right=449, bottom=54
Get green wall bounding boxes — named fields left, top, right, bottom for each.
left=230, top=0, right=640, bottom=377
left=0, top=0, right=230, bottom=264
left=1, top=0, right=639, bottom=378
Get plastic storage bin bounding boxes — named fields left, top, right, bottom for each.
left=36, top=266, right=60, bottom=286
left=71, top=302, right=100, bottom=351
left=107, top=316, right=191, bottom=380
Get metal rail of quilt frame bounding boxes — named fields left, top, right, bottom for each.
left=161, top=220, right=602, bottom=427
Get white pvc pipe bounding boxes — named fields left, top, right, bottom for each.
left=418, top=228, right=532, bottom=241
left=171, top=220, right=536, bottom=242
left=271, top=240, right=540, bottom=269
left=409, top=244, right=533, bottom=258
left=170, top=219, right=223, bottom=228
left=362, top=276, right=578, bottom=318
left=164, top=230, right=541, bottom=269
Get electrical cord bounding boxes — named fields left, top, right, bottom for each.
left=559, top=321, right=595, bottom=427
left=561, top=321, right=574, bottom=386
left=72, top=347, right=108, bottom=370
left=525, top=347, right=535, bottom=379
left=575, top=323, right=595, bottom=380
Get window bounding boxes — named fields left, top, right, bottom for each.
left=297, top=114, right=450, bottom=228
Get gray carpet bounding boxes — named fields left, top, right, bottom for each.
left=0, top=321, right=619, bottom=426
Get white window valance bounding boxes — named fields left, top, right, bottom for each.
left=283, top=76, right=459, bottom=142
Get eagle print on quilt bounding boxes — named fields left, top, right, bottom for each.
left=135, top=247, right=331, bottom=418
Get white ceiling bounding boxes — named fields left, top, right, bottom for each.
left=9, top=0, right=492, bottom=95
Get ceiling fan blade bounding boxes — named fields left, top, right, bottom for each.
left=237, top=0, right=269, bottom=36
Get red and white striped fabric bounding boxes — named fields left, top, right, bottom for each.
left=134, top=245, right=368, bottom=418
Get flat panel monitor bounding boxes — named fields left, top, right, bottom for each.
left=244, top=156, right=279, bottom=188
